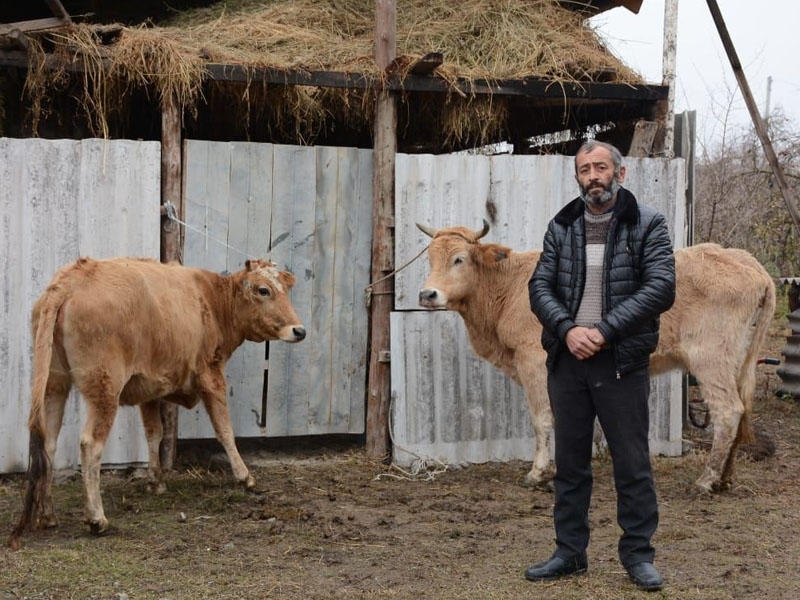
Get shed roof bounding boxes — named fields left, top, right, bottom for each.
left=0, top=0, right=667, bottom=153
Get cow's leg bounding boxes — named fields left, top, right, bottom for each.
left=518, top=352, right=553, bottom=484
left=38, top=372, right=71, bottom=528
left=139, top=400, right=167, bottom=494
left=720, top=362, right=758, bottom=487
left=693, top=376, right=744, bottom=493
left=199, top=369, right=255, bottom=489
left=719, top=433, right=742, bottom=490
left=77, top=371, right=122, bottom=535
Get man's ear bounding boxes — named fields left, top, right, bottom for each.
left=616, top=164, right=627, bottom=184
left=475, top=243, right=511, bottom=266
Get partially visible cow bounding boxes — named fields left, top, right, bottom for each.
left=417, top=222, right=775, bottom=494
left=10, top=257, right=306, bottom=548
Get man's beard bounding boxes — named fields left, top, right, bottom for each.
left=580, top=178, right=620, bottom=208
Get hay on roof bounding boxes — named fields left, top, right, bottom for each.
left=159, top=0, right=639, bottom=81
left=17, top=0, right=644, bottom=147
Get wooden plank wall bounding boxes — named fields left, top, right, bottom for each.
left=0, top=138, right=685, bottom=474
left=179, top=141, right=372, bottom=439
left=391, top=153, right=687, bottom=468
left=0, top=138, right=161, bottom=473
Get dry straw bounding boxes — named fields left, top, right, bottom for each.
left=21, top=0, right=643, bottom=146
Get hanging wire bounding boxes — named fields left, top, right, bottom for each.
left=162, top=200, right=252, bottom=263
left=364, top=242, right=430, bottom=308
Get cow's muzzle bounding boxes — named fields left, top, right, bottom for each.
left=279, top=325, right=306, bottom=343
left=419, top=288, right=444, bottom=308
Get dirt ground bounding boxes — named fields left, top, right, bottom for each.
left=1, top=323, right=799, bottom=600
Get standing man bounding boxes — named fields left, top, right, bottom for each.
left=526, top=140, right=675, bottom=591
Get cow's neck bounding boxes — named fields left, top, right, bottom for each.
left=198, top=271, right=247, bottom=359
left=457, top=251, right=534, bottom=358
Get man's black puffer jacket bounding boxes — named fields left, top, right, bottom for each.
left=528, top=187, right=676, bottom=376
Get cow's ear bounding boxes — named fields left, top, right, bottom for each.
left=278, top=270, right=296, bottom=289
left=245, top=259, right=253, bottom=271
left=475, top=243, right=511, bottom=266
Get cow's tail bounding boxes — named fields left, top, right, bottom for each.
left=9, top=285, right=65, bottom=550
left=736, top=276, right=777, bottom=446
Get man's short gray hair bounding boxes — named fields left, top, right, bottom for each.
left=575, top=140, right=623, bottom=175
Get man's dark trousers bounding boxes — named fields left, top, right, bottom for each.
left=547, top=348, right=657, bottom=568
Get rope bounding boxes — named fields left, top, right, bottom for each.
left=162, top=201, right=252, bottom=263
left=373, top=393, right=449, bottom=482
left=364, top=242, right=430, bottom=308
left=164, top=201, right=426, bottom=291
left=164, top=202, right=443, bottom=479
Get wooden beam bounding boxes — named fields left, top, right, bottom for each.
left=627, top=120, right=658, bottom=157
left=0, top=17, right=67, bottom=35
left=0, top=49, right=669, bottom=102
left=158, top=95, right=184, bottom=470
left=5, top=29, right=29, bottom=52
left=557, top=0, right=643, bottom=15
left=202, top=63, right=669, bottom=101
left=366, top=0, right=397, bottom=461
left=44, top=0, right=72, bottom=22
left=706, top=0, right=800, bottom=236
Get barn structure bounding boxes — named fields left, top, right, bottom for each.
left=0, top=0, right=693, bottom=474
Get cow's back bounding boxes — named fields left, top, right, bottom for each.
left=50, top=257, right=220, bottom=398
left=652, top=243, right=774, bottom=374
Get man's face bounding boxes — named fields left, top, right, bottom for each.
left=575, top=146, right=625, bottom=211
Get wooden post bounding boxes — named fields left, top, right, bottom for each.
left=650, top=0, right=678, bottom=157
left=159, top=95, right=183, bottom=470
left=44, top=0, right=72, bottom=22
left=366, top=0, right=397, bottom=460
left=706, top=0, right=800, bottom=236
left=661, top=0, right=678, bottom=157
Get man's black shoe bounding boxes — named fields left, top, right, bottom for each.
left=524, top=555, right=587, bottom=581
left=626, top=562, right=663, bottom=591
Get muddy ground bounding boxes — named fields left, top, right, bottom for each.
left=1, top=324, right=799, bottom=600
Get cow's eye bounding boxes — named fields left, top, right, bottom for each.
left=453, top=257, right=464, bottom=265
left=258, top=286, right=271, bottom=297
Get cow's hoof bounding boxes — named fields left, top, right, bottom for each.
left=88, top=518, right=109, bottom=536
left=692, top=479, right=714, bottom=495
left=523, top=472, right=543, bottom=486
left=523, top=469, right=554, bottom=490
left=147, top=481, right=167, bottom=495
left=36, top=514, right=58, bottom=529
left=712, top=479, right=732, bottom=493
left=243, top=475, right=256, bottom=490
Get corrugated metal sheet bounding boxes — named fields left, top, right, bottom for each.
left=392, top=153, right=686, bottom=467
left=179, top=141, right=372, bottom=439
left=390, top=311, right=534, bottom=465
left=0, top=138, right=160, bottom=473
left=777, top=309, right=800, bottom=397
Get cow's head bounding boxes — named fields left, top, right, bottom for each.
left=236, top=259, right=306, bottom=343
left=417, top=220, right=511, bottom=310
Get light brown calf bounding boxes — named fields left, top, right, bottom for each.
left=10, top=257, right=305, bottom=548
left=418, top=222, right=775, bottom=493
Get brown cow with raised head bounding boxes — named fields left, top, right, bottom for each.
left=10, top=257, right=305, bottom=548
left=417, top=222, right=775, bottom=494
